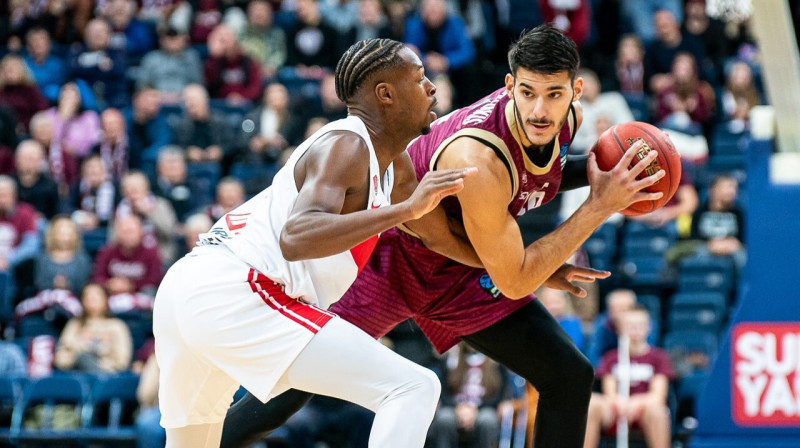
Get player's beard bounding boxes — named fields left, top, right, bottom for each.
left=421, top=125, right=432, bottom=135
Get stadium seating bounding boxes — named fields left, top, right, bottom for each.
left=9, top=375, right=90, bottom=447
left=81, top=373, right=140, bottom=447
left=678, top=255, right=736, bottom=297
left=668, top=292, right=728, bottom=333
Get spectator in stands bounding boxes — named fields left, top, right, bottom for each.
left=28, top=111, right=78, bottom=196
left=0, top=320, right=26, bottom=376
left=137, top=26, right=203, bottom=104
left=100, top=0, right=156, bottom=62
left=382, top=0, right=411, bottom=41
left=204, top=24, right=262, bottom=103
left=136, top=352, right=166, bottom=448
left=45, top=82, right=102, bottom=190
left=34, top=215, right=92, bottom=295
left=428, top=342, right=506, bottom=448
left=301, top=73, right=348, bottom=124
left=538, top=0, right=591, bottom=48
left=239, top=82, right=302, bottom=167
left=538, top=286, right=585, bottom=352
left=171, top=84, right=233, bottom=165
left=586, top=289, right=657, bottom=365
left=68, top=18, right=129, bottom=109
left=116, top=171, right=179, bottom=265
left=181, top=213, right=212, bottom=256
left=12, top=140, right=59, bottom=219
left=720, top=60, right=761, bottom=134
left=645, top=9, right=705, bottom=94
left=189, top=0, right=225, bottom=44
left=46, top=81, right=101, bottom=160
left=620, top=0, right=682, bottom=44
left=654, top=52, right=715, bottom=136
left=152, top=146, right=209, bottom=222
left=584, top=305, right=675, bottom=448
left=23, top=27, right=68, bottom=103
left=68, top=155, right=118, bottom=232
left=320, top=0, right=359, bottom=33
left=202, top=176, right=245, bottom=222
left=683, top=0, right=728, bottom=83
left=92, top=214, right=162, bottom=296
left=123, top=87, right=170, bottom=172
left=572, top=69, right=635, bottom=154
left=0, top=54, right=49, bottom=134
left=238, top=0, right=285, bottom=80
left=612, top=34, right=646, bottom=95
left=54, top=283, right=132, bottom=373
left=285, top=0, right=341, bottom=71
left=93, top=108, right=129, bottom=181
left=690, top=174, right=746, bottom=270
left=404, top=0, right=478, bottom=106
left=341, top=0, right=391, bottom=45
left=5, top=0, right=90, bottom=47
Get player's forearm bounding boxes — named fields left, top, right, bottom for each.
left=280, top=204, right=416, bottom=261
left=422, top=230, right=483, bottom=268
left=503, top=202, right=607, bottom=298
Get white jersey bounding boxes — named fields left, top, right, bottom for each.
left=198, top=115, right=394, bottom=309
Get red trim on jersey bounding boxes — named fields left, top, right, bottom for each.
left=350, top=235, right=378, bottom=274
left=246, top=269, right=335, bottom=333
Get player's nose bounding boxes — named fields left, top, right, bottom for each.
left=424, top=77, right=436, bottom=97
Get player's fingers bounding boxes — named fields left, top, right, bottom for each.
left=631, top=191, right=664, bottom=203
left=632, top=169, right=666, bottom=190
left=568, top=267, right=611, bottom=278
left=627, top=149, right=659, bottom=179
left=616, top=140, right=645, bottom=170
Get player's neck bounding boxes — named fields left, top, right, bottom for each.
left=349, top=109, right=414, bottom=169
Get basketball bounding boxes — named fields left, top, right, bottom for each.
left=589, top=122, right=682, bottom=216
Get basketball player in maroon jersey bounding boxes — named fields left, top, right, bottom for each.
left=222, top=25, right=664, bottom=448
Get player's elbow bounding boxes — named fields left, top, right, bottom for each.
left=495, top=280, right=529, bottom=300
left=279, top=228, right=303, bottom=261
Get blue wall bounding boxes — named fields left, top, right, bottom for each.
left=692, top=140, right=800, bottom=447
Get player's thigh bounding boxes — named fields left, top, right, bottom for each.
left=276, top=317, right=441, bottom=412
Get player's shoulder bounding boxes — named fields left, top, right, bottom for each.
left=438, top=136, right=509, bottom=177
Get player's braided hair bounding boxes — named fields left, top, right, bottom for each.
left=335, top=39, right=406, bottom=103
left=508, top=24, right=580, bottom=79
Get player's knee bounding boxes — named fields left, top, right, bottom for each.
left=403, top=367, right=441, bottom=411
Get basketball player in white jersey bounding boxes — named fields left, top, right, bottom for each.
left=153, top=39, right=478, bottom=448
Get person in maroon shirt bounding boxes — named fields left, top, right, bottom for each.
left=584, top=305, right=675, bottom=448
left=92, top=214, right=162, bottom=296
left=0, top=54, right=49, bottom=134
left=203, top=24, right=262, bottom=104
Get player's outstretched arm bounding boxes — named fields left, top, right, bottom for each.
left=280, top=132, right=474, bottom=261
left=438, top=139, right=663, bottom=299
left=391, top=152, right=483, bottom=268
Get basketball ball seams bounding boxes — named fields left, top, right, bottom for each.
left=612, top=124, right=655, bottom=212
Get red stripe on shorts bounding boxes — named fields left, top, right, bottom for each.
left=247, top=268, right=335, bottom=333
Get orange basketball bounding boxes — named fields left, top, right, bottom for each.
left=589, top=122, right=682, bottom=216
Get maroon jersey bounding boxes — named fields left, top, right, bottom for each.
left=410, top=87, right=575, bottom=218
left=332, top=88, right=577, bottom=353
left=596, top=347, right=676, bottom=395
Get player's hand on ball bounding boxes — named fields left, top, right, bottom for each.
left=406, top=167, right=477, bottom=220
left=543, top=263, right=611, bottom=297
left=586, top=140, right=665, bottom=214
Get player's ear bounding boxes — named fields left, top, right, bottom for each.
left=505, top=73, right=515, bottom=99
left=375, top=82, right=394, bottom=105
left=572, top=77, right=584, bottom=102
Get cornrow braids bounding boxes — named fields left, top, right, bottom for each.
left=335, top=39, right=406, bottom=103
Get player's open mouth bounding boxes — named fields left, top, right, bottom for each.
left=529, top=122, right=550, bottom=131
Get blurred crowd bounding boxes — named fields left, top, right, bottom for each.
left=0, top=0, right=761, bottom=447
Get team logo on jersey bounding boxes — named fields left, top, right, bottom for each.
left=225, top=213, right=251, bottom=233
left=372, top=175, right=379, bottom=194
left=479, top=273, right=501, bottom=299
